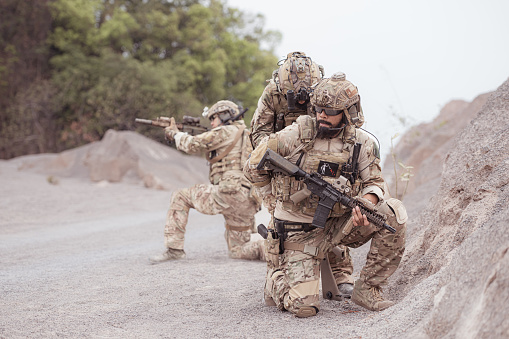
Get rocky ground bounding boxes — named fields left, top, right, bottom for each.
left=1, top=78, right=508, bottom=338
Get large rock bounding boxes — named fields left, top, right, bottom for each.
left=10, top=130, right=209, bottom=190
left=382, top=93, right=491, bottom=218
left=389, top=78, right=509, bottom=337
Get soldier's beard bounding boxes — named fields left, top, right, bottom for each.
left=316, top=120, right=344, bottom=139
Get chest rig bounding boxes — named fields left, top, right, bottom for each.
left=271, top=122, right=362, bottom=218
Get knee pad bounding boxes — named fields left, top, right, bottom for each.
left=378, top=198, right=408, bottom=229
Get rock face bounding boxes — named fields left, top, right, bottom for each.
left=383, top=93, right=491, bottom=219
left=11, top=130, right=209, bottom=190
left=388, top=78, right=509, bottom=337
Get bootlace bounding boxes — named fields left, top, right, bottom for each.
left=369, top=286, right=384, bottom=302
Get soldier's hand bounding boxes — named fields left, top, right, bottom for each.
left=164, top=117, right=179, bottom=141
left=352, top=206, right=369, bottom=227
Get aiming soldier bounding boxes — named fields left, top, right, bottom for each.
left=149, top=100, right=265, bottom=263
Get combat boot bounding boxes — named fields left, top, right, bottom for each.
left=148, top=248, right=185, bottom=264
left=337, top=283, right=354, bottom=298
left=351, top=280, right=394, bottom=311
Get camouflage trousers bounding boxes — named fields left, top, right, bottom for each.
left=264, top=218, right=354, bottom=285
left=263, top=198, right=354, bottom=286
left=164, top=183, right=263, bottom=260
left=266, top=199, right=406, bottom=315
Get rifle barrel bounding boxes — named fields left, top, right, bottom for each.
left=135, top=118, right=153, bottom=125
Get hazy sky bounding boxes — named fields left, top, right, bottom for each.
left=226, top=0, right=509, bottom=157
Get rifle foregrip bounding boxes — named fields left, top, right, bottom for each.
left=358, top=205, right=396, bottom=234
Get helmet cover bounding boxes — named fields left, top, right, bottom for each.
left=207, top=100, right=239, bottom=120
left=311, top=72, right=360, bottom=110
left=275, top=51, right=322, bottom=96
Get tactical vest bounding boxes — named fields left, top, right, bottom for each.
left=209, top=121, right=250, bottom=185
left=271, top=118, right=362, bottom=218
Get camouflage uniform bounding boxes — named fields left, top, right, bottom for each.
left=244, top=75, right=407, bottom=316
left=163, top=116, right=264, bottom=261
left=250, top=52, right=354, bottom=286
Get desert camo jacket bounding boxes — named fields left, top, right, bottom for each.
left=245, top=116, right=385, bottom=223
left=174, top=120, right=250, bottom=186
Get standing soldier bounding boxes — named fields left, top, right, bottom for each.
left=149, top=100, right=264, bottom=263
left=250, top=52, right=357, bottom=297
left=244, top=73, right=407, bottom=317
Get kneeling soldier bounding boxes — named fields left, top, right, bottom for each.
left=244, top=73, right=407, bottom=317
left=150, top=100, right=264, bottom=263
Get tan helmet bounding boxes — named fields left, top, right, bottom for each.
left=274, top=51, right=323, bottom=97
left=206, top=100, right=240, bottom=121
left=311, top=72, right=364, bottom=127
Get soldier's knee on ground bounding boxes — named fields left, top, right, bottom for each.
left=285, top=279, right=320, bottom=317
left=295, top=306, right=319, bottom=318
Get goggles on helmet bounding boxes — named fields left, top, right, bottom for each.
left=314, top=106, right=343, bottom=116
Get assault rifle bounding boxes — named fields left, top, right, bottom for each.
left=219, top=107, right=249, bottom=125
left=256, top=149, right=396, bottom=233
left=135, top=116, right=208, bottom=136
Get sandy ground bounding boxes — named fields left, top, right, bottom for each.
left=0, top=158, right=413, bottom=339
left=4, top=79, right=508, bottom=338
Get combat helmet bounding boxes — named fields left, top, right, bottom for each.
left=205, top=100, right=240, bottom=122
left=274, top=52, right=323, bottom=104
left=311, top=72, right=364, bottom=127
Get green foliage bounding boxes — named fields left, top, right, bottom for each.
left=0, top=0, right=279, bottom=158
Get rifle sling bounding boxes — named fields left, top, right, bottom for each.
left=207, top=124, right=246, bottom=164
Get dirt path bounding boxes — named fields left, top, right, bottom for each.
left=1, top=161, right=413, bottom=339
